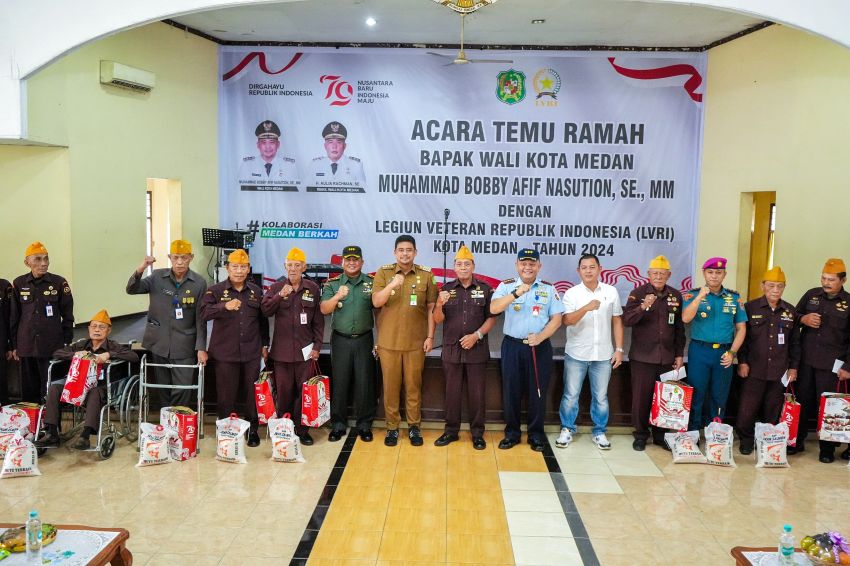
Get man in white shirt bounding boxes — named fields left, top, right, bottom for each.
left=557, top=254, right=624, bottom=449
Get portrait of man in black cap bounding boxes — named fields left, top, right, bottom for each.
left=238, top=119, right=301, bottom=191
left=305, top=121, right=367, bottom=192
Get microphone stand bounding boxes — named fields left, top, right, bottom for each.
left=443, top=208, right=450, bottom=284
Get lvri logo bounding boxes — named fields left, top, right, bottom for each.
left=320, top=75, right=353, bottom=106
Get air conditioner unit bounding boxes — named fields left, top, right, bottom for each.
left=99, top=60, right=156, bottom=93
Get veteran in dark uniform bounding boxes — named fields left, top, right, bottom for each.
left=321, top=245, right=377, bottom=442
left=0, top=278, right=12, bottom=405
left=126, top=239, right=208, bottom=406
left=682, top=257, right=747, bottom=430
left=238, top=119, right=300, bottom=191
left=305, top=122, right=367, bottom=190
left=433, top=246, right=495, bottom=450
left=490, top=248, right=564, bottom=452
left=262, top=247, right=324, bottom=445
left=37, top=310, right=138, bottom=450
left=794, top=258, right=850, bottom=463
left=10, top=242, right=74, bottom=402
left=735, top=266, right=800, bottom=455
left=622, top=255, right=685, bottom=451
left=201, top=249, right=268, bottom=447
left=371, top=235, right=437, bottom=447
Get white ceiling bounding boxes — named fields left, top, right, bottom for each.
left=169, top=0, right=767, bottom=49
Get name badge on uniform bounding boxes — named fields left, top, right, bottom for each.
left=45, top=304, right=54, bottom=317
left=668, top=312, right=675, bottom=325
left=300, top=312, right=308, bottom=325
left=778, top=333, right=785, bottom=345
left=175, top=307, right=184, bottom=320
left=532, top=305, right=541, bottom=317
left=410, top=294, right=418, bottom=306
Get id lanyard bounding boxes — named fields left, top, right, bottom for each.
left=173, top=294, right=183, bottom=320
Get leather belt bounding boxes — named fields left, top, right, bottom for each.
left=333, top=330, right=372, bottom=339
left=691, top=339, right=731, bottom=349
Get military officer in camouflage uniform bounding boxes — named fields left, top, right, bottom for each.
left=305, top=122, right=367, bottom=191
left=10, top=241, right=75, bottom=402
left=321, top=245, right=377, bottom=442
left=238, top=119, right=300, bottom=191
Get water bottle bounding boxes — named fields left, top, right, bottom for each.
left=778, top=524, right=795, bottom=565
left=25, top=510, right=42, bottom=564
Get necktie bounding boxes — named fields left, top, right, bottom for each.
left=331, top=162, right=338, bottom=175
left=265, top=163, right=272, bottom=176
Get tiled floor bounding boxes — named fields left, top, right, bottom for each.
left=3, top=425, right=849, bottom=565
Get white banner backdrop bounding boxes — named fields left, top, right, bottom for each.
left=219, top=47, right=705, bottom=296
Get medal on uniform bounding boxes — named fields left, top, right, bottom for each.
left=700, top=311, right=707, bottom=318
left=513, top=304, right=521, bottom=311
left=300, top=312, right=308, bottom=324
left=337, top=302, right=343, bottom=309
left=668, top=312, right=675, bottom=325
left=45, top=304, right=54, bottom=317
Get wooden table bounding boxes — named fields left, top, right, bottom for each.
left=730, top=546, right=804, bottom=565
left=0, top=523, right=132, bottom=565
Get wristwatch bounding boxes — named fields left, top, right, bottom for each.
left=615, top=347, right=624, bottom=353
left=476, top=330, right=484, bottom=340
left=511, top=289, right=520, bottom=299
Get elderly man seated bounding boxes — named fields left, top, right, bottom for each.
left=36, top=310, right=138, bottom=450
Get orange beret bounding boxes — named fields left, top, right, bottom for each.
left=823, top=258, right=846, bottom=275
left=454, top=245, right=474, bottom=262
left=90, top=309, right=112, bottom=326
left=227, top=249, right=250, bottom=265
left=762, top=266, right=786, bottom=283
left=24, top=241, right=48, bottom=258
left=170, top=240, right=193, bottom=254
left=286, top=247, right=306, bottom=263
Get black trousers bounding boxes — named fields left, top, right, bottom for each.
left=215, top=359, right=260, bottom=429
left=20, top=356, right=50, bottom=403
left=796, top=363, right=847, bottom=453
left=272, top=360, right=311, bottom=434
left=629, top=360, right=667, bottom=444
left=329, top=332, right=376, bottom=432
left=735, top=377, right=785, bottom=447
left=500, top=337, right=552, bottom=443
left=150, top=354, right=197, bottom=407
left=443, top=361, right=486, bottom=437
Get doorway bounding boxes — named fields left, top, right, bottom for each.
left=738, top=191, right=776, bottom=300
left=145, top=178, right=183, bottom=268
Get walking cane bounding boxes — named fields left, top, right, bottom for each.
left=531, top=343, right=542, bottom=398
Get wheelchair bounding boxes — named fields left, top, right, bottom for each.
left=35, top=349, right=141, bottom=459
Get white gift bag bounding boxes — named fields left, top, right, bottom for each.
left=216, top=413, right=250, bottom=464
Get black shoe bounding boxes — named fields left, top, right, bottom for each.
left=434, top=433, right=459, bottom=447
left=632, top=438, right=647, bottom=451
left=529, top=438, right=546, bottom=452
left=408, top=426, right=424, bottom=446
left=385, top=430, right=399, bottom=447
left=819, top=451, right=835, bottom=464
left=841, top=447, right=850, bottom=461
left=739, top=443, right=753, bottom=456
left=72, top=436, right=91, bottom=450
left=299, top=431, right=314, bottom=446
left=359, top=429, right=373, bottom=442
left=328, top=429, right=345, bottom=442
left=35, top=433, right=60, bottom=448
left=498, top=437, right=520, bottom=450
left=787, top=444, right=805, bottom=455
left=473, top=436, right=486, bottom=450
left=247, top=430, right=260, bottom=447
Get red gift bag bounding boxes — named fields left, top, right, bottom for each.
left=649, top=380, right=693, bottom=430
left=160, top=406, right=198, bottom=461
left=255, top=370, right=276, bottom=425
left=9, top=403, right=40, bottom=435
left=60, top=355, right=101, bottom=407
left=301, top=361, right=330, bottom=428
left=779, top=387, right=801, bottom=447
left=817, top=380, right=850, bottom=443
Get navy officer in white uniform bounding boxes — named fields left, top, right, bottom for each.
left=238, top=120, right=300, bottom=191
left=306, top=122, right=367, bottom=191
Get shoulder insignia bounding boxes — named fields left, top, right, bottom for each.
left=313, top=156, right=324, bottom=162
left=326, top=275, right=341, bottom=282
left=628, top=295, right=637, bottom=301
left=282, top=157, right=295, bottom=163
left=683, top=292, right=694, bottom=300
left=726, top=289, right=738, bottom=295
left=243, top=156, right=255, bottom=161
left=541, top=280, right=553, bottom=286
left=416, top=264, right=431, bottom=273
left=348, top=156, right=361, bottom=162
left=380, top=264, right=395, bottom=270
left=204, top=290, right=213, bottom=295
left=364, top=273, right=374, bottom=279
left=502, top=278, right=516, bottom=284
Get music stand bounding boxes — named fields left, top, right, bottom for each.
left=202, top=228, right=255, bottom=282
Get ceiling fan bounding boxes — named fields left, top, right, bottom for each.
left=428, top=12, right=514, bottom=65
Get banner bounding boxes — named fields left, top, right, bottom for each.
left=219, top=47, right=705, bottom=296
